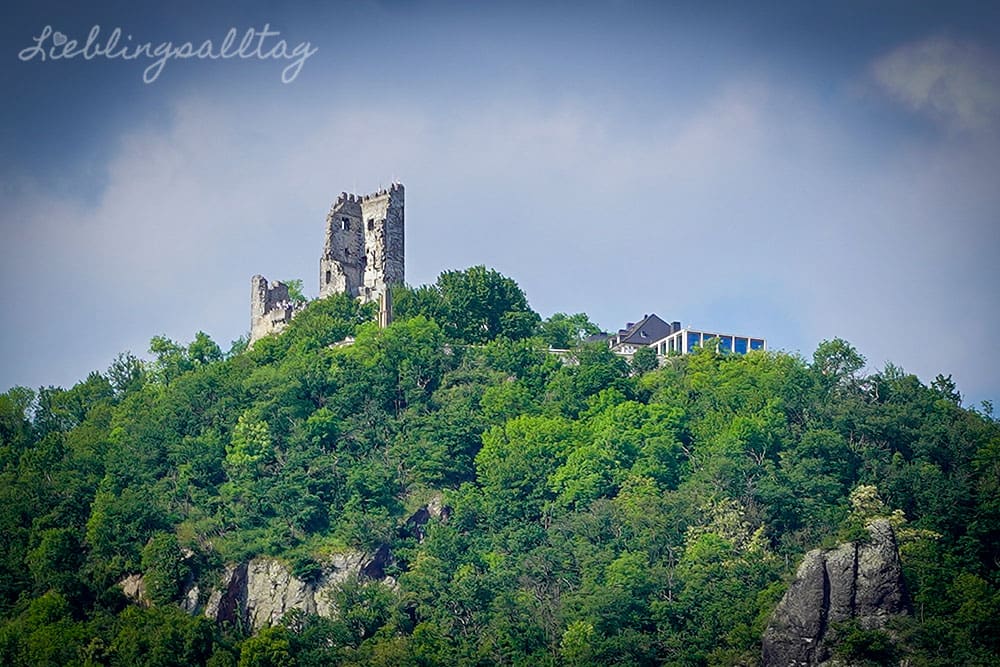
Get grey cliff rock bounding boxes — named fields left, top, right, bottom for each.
left=762, top=520, right=909, bottom=666
left=244, top=558, right=317, bottom=629
left=200, top=550, right=391, bottom=631
left=119, top=574, right=148, bottom=606
left=119, top=499, right=449, bottom=633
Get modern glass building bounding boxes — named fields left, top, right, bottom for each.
left=651, top=328, right=766, bottom=356
left=597, top=313, right=766, bottom=359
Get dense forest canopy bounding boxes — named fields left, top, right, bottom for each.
left=1, top=265, right=997, bottom=666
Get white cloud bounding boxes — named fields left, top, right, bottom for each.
left=872, top=36, right=1000, bottom=133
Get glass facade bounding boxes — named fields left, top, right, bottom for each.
left=632, top=327, right=765, bottom=360
left=648, top=329, right=765, bottom=357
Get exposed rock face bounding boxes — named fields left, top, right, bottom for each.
left=119, top=574, right=148, bottom=606
left=762, top=520, right=909, bottom=666
left=120, top=498, right=450, bottom=633
left=201, top=551, right=391, bottom=631
left=244, top=558, right=317, bottom=629
left=181, top=584, right=200, bottom=614
left=404, top=493, right=450, bottom=542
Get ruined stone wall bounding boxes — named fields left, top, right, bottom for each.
left=250, top=182, right=403, bottom=343
left=319, top=183, right=403, bottom=304
left=359, top=183, right=404, bottom=302
left=319, top=193, right=365, bottom=299
left=250, top=275, right=304, bottom=344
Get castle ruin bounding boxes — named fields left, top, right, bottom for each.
left=320, top=183, right=404, bottom=302
left=250, top=277, right=306, bottom=343
left=250, top=183, right=404, bottom=344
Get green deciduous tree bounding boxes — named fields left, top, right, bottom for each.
left=86, top=486, right=168, bottom=580
left=476, top=415, right=578, bottom=523
left=434, top=266, right=540, bottom=344
left=630, top=346, right=659, bottom=374
left=539, top=313, right=601, bottom=349
left=141, top=532, right=191, bottom=606
left=108, top=351, right=147, bottom=396
left=149, top=336, right=193, bottom=384
left=26, top=527, right=85, bottom=598
left=225, top=412, right=272, bottom=472
left=812, top=338, right=865, bottom=393
left=109, top=605, right=215, bottom=667
left=239, top=626, right=295, bottom=667
left=282, top=279, right=307, bottom=304
left=188, top=331, right=223, bottom=367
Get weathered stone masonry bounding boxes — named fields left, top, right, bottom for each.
left=250, top=276, right=305, bottom=344
left=249, top=183, right=404, bottom=344
left=319, top=183, right=404, bottom=303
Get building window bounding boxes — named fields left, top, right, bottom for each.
left=735, top=337, right=748, bottom=354
left=750, top=339, right=765, bottom=351
left=341, top=217, right=351, bottom=230
left=687, top=332, right=701, bottom=351
left=719, top=336, right=733, bottom=353
left=325, top=270, right=331, bottom=283
left=367, top=218, right=375, bottom=231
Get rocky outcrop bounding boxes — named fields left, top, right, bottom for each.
left=120, top=574, right=149, bottom=606
left=119, top=500, right=447, bottom=632
left=201, top=551, right=388, bottom=631
left=762, top=520, right=909, bottom=666
left=120, top=548, right=402, bottom=630
left=403, top=493, right=450, bottom=541
left=245, top=558, right=317, bottom=629
left=181, top=583, right=200, bottom=614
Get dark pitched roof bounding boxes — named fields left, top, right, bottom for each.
left=617, top=314, right=673, bottom=345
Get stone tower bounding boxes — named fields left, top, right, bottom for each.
left=319, top=183, right=404, bottom=303
left=250, top=183, right=403, bottom=345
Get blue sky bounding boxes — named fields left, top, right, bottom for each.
left=2, top=1, right=999, bottom=408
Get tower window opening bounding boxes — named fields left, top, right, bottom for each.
left=341, top=217, right=350, bottom=230
left=325, top=270, right=331, bottom=283
left=367, top=218, right=375, bottom=231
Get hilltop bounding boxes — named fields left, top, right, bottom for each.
left=0, top=267, right=998, bottom=666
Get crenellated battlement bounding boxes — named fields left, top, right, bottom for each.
left=330, top=182, right=404, bottom=207
left=333, top=192, right=361, bottom=205
left=361, top=182, right=404, bottom=202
